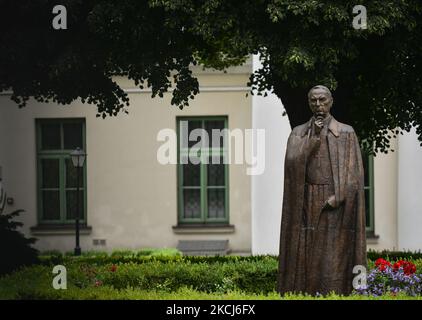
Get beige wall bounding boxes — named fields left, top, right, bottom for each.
left=368, top=138, right=398, bottom=250
left=0, top=72, right=252, bottom=253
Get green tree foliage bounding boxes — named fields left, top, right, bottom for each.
left=1, top=0, right=421, bottom=153
left=0, top=210, right=39, bottom=276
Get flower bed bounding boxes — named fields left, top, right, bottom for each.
left=355, top=258, right=422, bottom=296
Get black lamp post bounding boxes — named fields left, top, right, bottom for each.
left=70, top=147, right=86, bottom=256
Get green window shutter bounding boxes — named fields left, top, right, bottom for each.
left=36, top=119, right=87, bottom=225
left=177, top=117, right=229, bottom=225
left=362, top=152, right=375, bottom=232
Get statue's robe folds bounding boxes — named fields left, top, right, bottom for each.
left=278, top=116, right=367, bottom=295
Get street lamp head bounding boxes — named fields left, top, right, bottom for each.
left=70, top=147, right=86, bottom=168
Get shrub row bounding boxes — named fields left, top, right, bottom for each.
left=2, top=261, right=422, bottom=300
left=367, top=250, right=422, bottom=261
left=3, top=284, right=421, bottom=300
left=38, top=252, right=278, bottom=266
left=0, top=257, right=422, bottom=299
left=80, top=260, right=278, bottom=294
left=0, top=259, right=279, bottom=298
left=38, top=250, right=422, bottom=266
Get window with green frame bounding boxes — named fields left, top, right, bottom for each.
left=36, top=119, right=87, bottom=224
left=362, top=152, right=375, bottom=232
left=177, top=117, right=229, bottom=224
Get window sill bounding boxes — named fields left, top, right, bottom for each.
left=366, top=230, right=379, bottom=245
left=30, top=225, right=92, bottom=235
left=172, top=224, right=235, bottom=234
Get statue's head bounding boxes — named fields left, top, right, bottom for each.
left=308, top=85, right=333, bottom=119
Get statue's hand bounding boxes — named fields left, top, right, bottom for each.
left=323, top=195, right=338, bottom=210
left=314, top=117, right=324, bottom=135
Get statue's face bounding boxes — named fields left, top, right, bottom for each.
left=308, top=88, right=333, bottom=118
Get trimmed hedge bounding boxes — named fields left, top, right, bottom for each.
left=2, top=252, right=422, bottom=300
left=38, top=250, right=422, bottom=266
left=85, top=259, right=277, bottom=294
left=367, top=249, right=422, bottom=261
left=38, top=252, right=278, bottom=266
left=39, top=248, right=184, bottom=265
left=2, top=285, right=422, bottom=300
left=0, top=259, right=278, bottom=298
left=1, top=262, right=422, bottom=300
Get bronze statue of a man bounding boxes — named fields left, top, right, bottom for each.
left=278, top=85, right=367, bottom=295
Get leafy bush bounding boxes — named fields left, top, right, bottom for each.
left=148, top=248, right=182, bottom=257
left=2, top=255, right=422, bottom=300
left=367, top=249, right=422, bottom=261
left=1, top=265, right=421, bottom=300
left=0, top=259, right=278, bottom=297
left=20, top=249, right=422, bottom=299
left=0, top=210, right=39, bottom=276
left=38, top=253, right=276, bottom=266
left=92, top=259, right=278, bottom=294
left=39, top=248, right=183, bottom=266
left=38, top=251, right=422, bottom=271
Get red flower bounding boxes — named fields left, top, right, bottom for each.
left=375, top=258, right=386, bottom=266
left=94, top=280, right=102, bottom=287
left=375, top=258, right=391, bottom=271
left=110, top=264, right=117, bottom=272
left=392, top=260, right=416, bottom=275
left=393, top=260, right=404, bottom=271
left=403, top=262, right=416, bottom=275
left=378, top=265, right=385, bottom=271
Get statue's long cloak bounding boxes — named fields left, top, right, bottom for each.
left=278, top=116, right=367, bottom=295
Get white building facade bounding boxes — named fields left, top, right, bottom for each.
left=1, top=57, right=421, bottom=254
